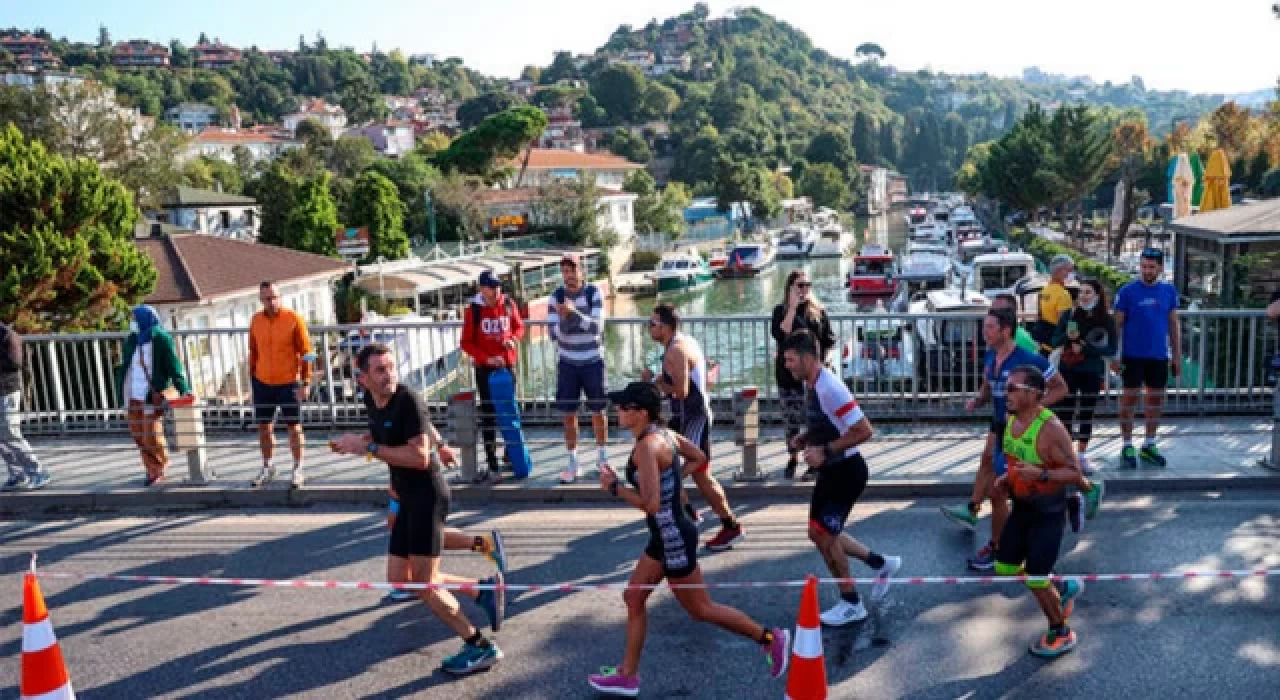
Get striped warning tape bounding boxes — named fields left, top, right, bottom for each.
left=30, top=568, right=1280, bottom=592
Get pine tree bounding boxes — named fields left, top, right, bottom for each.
left=348, top=171, right=408, bottom=262
left=852, top=112, right=878, bottom=165
left=285, top=172, right=341, bottom=257
left=0, top=125, right=156, bottom=332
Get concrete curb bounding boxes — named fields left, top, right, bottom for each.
left=5, top=473, right=1280, bottom=516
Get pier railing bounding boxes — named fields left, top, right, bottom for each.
left=13, top=310, right=1277, bottom=435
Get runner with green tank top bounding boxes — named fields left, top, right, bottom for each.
left=993, top=364, right=1097, bottom=660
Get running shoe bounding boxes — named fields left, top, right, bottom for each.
left=783, top=455, right=798, bottom=480
left=871, top=555, right=902, bottom=602
left=441, top=642, right=503, bottom=675
left=382, top=588, right=416, bottom=603
left=559, top=452, right=580, bottom=484
left=1067, top=493, right=1084, bottom=534
left=940, top=503, right=978, bottom=531
left=1083, top=478, right=1104, bottom=520
left=475, top=574, right=505, bottom=632
left=2, top=474, right=30, bottom=491
left=587, top=667, right=640, bottom=697
left=819, top=599, right=868, bottom=626
left=1139, top=444, right=1167, bottom=467
left=1059, top=577, right=1085, bottom=619
left=251, top=464, right=276, bottom=487
left=1119, top=445, right=1138, bottom=470
left=484, top=530, right=508, bottom=575
left=705, top=523, right=745, bottom=552
left=1029, top=627, right=1077, bottom=659
left=967, top=544, right=997, bottom=572
left=290, top=465, right=306, bottom=489
left=764, top=627, right=791, bottom=679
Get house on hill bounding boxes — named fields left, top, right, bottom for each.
left=145, top=186, right=261, bottom=241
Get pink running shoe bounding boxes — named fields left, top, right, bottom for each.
left=588, top=666, right=640, bottom=697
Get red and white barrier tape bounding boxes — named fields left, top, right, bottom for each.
left=29, top=568, right=1279, bottom=592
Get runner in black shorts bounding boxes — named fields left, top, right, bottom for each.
left=782, top=331, right=902, bottom=627
left=330, top=343, right=506, bottom=676
left=588, top=382, right=790, bottom=697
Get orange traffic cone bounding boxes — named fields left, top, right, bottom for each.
left=785, top=575, right=827, bottom=700
left=22, top=572, right=75, bottom=700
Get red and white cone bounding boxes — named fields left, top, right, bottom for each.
left=784, top=575, right=827, bottom=699
left=22, top=569, right=76, bottom=700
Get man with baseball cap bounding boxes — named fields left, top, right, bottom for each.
left=1111, top=248, right=1180, bottom=469
left=548, top=254, right=610, bottom=483
left=460, top=270, right=525, bottom=476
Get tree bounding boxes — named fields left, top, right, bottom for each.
left=592, top=64, right=647, bottom=123
left=294, top=117, right=334, bottom=152
left=540, top=51, right=579, bottom=85
left=979, top=106, right=1058, bottom=219
left=435, top=105, right=548, bottom=177
left=284, top=172, right=340, bottom=256
left=1208, top=101, right=1252, bottom=157
left=457, top=90, right=524, bottom=130
left=774, top=172, right=795, bottom=200
left=713, top=155, right=781, bottom=223
left=625, top=169, right=688, bottom=234
left=878, top=120, right=899, bottom=166
left=327, top=134, right=376, bottom=179
left=797, top=162, right=851, bottom=209
left=1047, top=105, right=1112, bottom=232
left=0, top=125, right=156, bottom=332
left=520, top=65, right=542, bottom=83
left=532, top=176, right=610, bottom=246
left=805, top=127, right=857, bottom=179
left=607, top=127, right=652, bottom=163
left=339, top=72, right=388, bottom=124
left=640, top=82, right=680, bottom=120
left=852, top=112, right=878, bottom=165
left=1108, top=118, right=1153, bottom=257
left=97, top=25, right=111, bottom=48
left=430, top=172, right=488, bottom=241
left=348, top=171, right=408, bottom=262
left=854, top=42, right=886, bottom=61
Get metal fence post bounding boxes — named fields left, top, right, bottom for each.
left=734, top=386, right=763, bottom=482
left=449, top=390, right=480, bottom=483
left=1262, top=383, right=1280, bottom=472
left=43, top=342, right=67, bottom=435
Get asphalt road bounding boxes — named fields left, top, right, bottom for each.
left=2, top=494, right=1278, bottom=699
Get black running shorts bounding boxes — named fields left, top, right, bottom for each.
left=996, top=499, right=1067, bottom=577
left=388, top=468, right=450, bottom=558
left=808, top=453, right=870, bottom=536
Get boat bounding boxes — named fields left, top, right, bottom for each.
left=811, top=221, right=853, bottom=258
left=847, top=244, right=898, bottom=297
left=965, top=250, right=1037, bottom=299
left=654, top=251, right=715, bottom=295
left=707, top=247, right=729, bottom=271
left=775, top=224, right=818, bottom=258
left=909, top=222, right=950, bottom=245
left=895, top=252, right=954, bottom=301
left=905, top=205, right=931, bottom=230
left=717, top=240, right=776, bottom=278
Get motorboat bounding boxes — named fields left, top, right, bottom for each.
left=811, top=222, right=853, bottom=258
left=909, top=222, right=950, bottom=246
left=707, top=247, right=729, bottom=271
left=847, top=244, right=898, bottom=297
left=965, top=251, right=1037, bottom=299
left=654, top=251, right=715, bottom=295
left=717, top=240, right=776, bottom=278
left=775, top=224, right=818, bottom=258
left=905, top=205, right=931, bottom=230
left=895, top=252, right=954, bottom=302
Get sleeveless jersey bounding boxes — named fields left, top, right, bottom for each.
left=1003, top=408, right=1065, bottom=502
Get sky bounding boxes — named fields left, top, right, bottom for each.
left=4, top=0, right=1277, bottom=94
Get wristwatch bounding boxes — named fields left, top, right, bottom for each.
left=366, top=442, right=380, bottom=458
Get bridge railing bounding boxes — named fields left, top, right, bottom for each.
left=13, top=310, right=1277, bottom=435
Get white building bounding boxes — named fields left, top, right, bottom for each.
left=648, top=53, right=692, bottom=77
left=133, top=232, right=350, bottom=400
left=187, top=127, right=302, bottom=165
left=347, top=120, right=416, bottom=158
left=478, top=187, right=638, bottom=245
left=165, top=102, right=220, bottom=134
left=858, top=165, right=889, bottom=216
left=146, top=186, right=261, bottom=241
left=501, top=148, right=645, bottom=190
left=611, top=49, right=655, bottom=71
left=408, top=53, right=436, bottom=68
left=282, top=98, right=348, bottom=139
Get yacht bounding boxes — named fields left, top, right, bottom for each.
left=811, top=222, right=853, bottom=258
left=776, top=224, right=818, bottom=258
left=653, top=251, right=714, bottom=295
left=847, top=244, right=898, bottom=297
left=717, top=240, right=776, bottom=278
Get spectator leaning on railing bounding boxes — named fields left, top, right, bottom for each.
left=248, top=281, right=316, bottom=489
left=114, top=305, right=192, bottom=487
left=548, top=254, right=609, bottom=484
left=2, top=320, right=52, bottom=491
left=460, top=271, right=526, bottom=476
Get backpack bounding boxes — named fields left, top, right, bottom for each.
left=470, top=296, right=518, bottom=329
left=553, top=284, right=598, bottom=310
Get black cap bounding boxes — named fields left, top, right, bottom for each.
left=607, top=382, right=662, bottom=413
left=478, top=270, right=502, bottom=288
left=1140, top=247, right=1164, bottom=262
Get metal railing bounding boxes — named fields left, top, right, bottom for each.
left=14, top=310, right=1277, bottom=435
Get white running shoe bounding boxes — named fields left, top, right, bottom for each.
left=291, top=465, right=306, bottom=488
left=819, top=599, right=868, bottom=627
left=559, top=452, right=580, bottom=484
left=251, top=464, right=275, bottom=488
left=597, top=446, right=609, bottom=469
left=871, top=556, right=902, bottom=602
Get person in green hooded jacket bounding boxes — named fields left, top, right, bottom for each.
left=115, top=305, right=191, bottom=486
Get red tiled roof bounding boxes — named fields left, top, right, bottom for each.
left=507, top=148, right=644, bottom=171
left=193, top=127, right=296, bottom=144
left=135, top=235, right=350, bottom=304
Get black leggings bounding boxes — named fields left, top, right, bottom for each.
left=1056, top=369, right=1102, bottom=447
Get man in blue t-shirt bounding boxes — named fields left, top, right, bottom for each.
left=1111, top=249, right=1181, bottom=469
left=942, top=308, right=1067, bottom=571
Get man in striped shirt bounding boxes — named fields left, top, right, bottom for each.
left=550, top=255, right=609, bottom=483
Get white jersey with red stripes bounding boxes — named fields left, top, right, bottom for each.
left=804, top=367, right=865, bottom=458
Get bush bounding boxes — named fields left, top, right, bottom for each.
left=1009, top=228, right=1131, bottom=293
left=630, top=250, right=662, bottom=271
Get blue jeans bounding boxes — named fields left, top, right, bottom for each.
left=1, top=391, right=42, bottom=480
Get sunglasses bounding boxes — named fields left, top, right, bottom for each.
left=1007, top=383, right=1039, bottom=394
left=795, top=282, right=812, bottom=289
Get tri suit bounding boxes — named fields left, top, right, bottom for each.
left=662, top=333, right=713, bottom=473
left=627, top=426, right=699, bottom=578
left=805, top=366, right=871, bottom=536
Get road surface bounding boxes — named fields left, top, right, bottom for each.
left=2, top=494, right=1277, bottom=698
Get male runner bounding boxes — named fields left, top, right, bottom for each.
left=382, top=485, right=509, bottom=603
left=941, top=308, right=1067, bottom=571
left=642, top=303, right=745, bottom=551
left=783, top=330, right=902, bottom=625
left=331, top=343, right=505, bottom=675
left=994, top=364, right=1089, bottom=659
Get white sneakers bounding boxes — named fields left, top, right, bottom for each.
left=820, top=599, right=868, bottom=627
left=872, top=556, right=902, bottom=602
left=251, top=464, right=276, bottom=488
left=559, top=452, right=581, bottom=484
left=291, top=465, right=305, bottom=488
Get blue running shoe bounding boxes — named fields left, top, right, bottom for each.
left=441, top=642, right=503, bottom=675
left=475, top=574, right=505, bottom=632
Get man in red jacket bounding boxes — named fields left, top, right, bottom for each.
left=461, top=271, right=526, bottom=474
